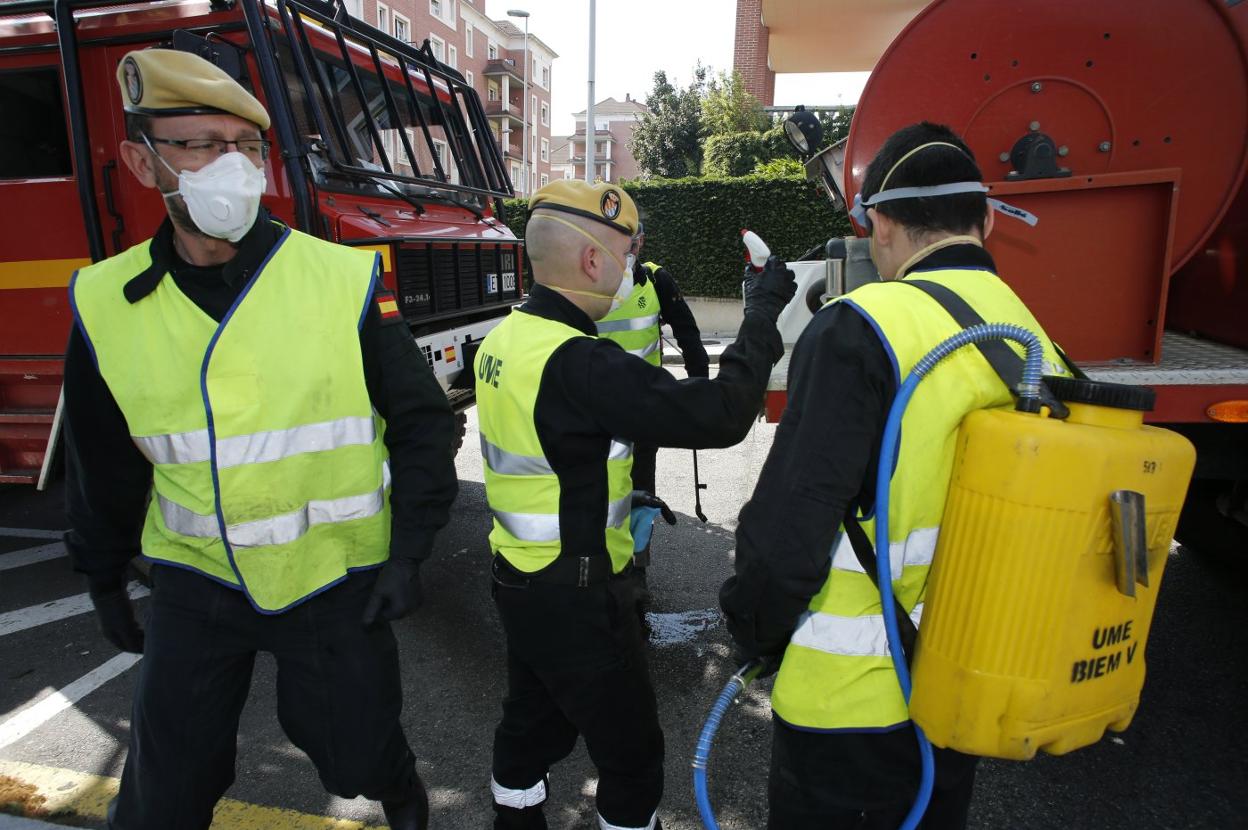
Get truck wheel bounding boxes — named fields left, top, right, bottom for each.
left=1175, top=479, right=1248, bottom=568
left=452, top=412, right=467, bottom=458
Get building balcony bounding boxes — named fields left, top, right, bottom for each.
left=502, top=142, right=524, bottom=158
left=482, top=58, right=525, bottom=84
left=570, top=129, right=615, bottom=141
left=484, top=100, right=530, bottom=125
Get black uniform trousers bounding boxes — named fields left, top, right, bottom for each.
left=109, top=565, right=418, bottom=830
left=768, top=715, right=979, bottom=829
left=491, top=560, right=664, bottom=829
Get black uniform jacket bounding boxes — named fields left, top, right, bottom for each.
left=720, top=244, right=999, bottom=659
left=634, top=260, right=710, bottom=378
left=63, top=211, right=458, bottom=594
left=521, top=282, right=781, bottom=558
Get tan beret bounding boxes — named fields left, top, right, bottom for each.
left=117, top=49, right=270, bottom=130
left=529, top=180, right=639, bottom=237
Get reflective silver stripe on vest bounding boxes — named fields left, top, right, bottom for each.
left=492, top=492, right=632, bottom=542
left=159, top=462, right=390, bottom=548
left=481, top=434, right=553, bottom=476
left=158, top=494, right=222, bottom=538
left=217, top=416, right=375, bottom=469
left=491, top=775, right=547, bottom=809
left=133, top=416, right=376, bottom=469
left=624, top=340, right=661, bottom=360
left=133, top=429, right=211, bottom=465
left=830, top=525, right=939, bottom=581
left=789, top=603, right=925, bottom=658
left=595, top=313, right=660, bottom=333
left=606, top=492, right=631, bottom=528
left=483, top=435, right=632, bottom=475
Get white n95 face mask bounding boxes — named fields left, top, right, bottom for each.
left=147, top=139, right=265, bottom=242
left=608, top=255, right=636, bottom=314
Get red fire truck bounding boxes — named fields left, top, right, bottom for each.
left=0, top=0, right=523, bottom=487
left=764, top=0, right=1248, bottom=557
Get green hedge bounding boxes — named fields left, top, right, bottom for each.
left=502, top=176, right=851, bottom=298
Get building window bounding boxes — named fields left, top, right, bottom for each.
left=342, top=0, right=362, bottom=18
left=531, top=94, right=537, bottom=130
left=487, top=41, right=498, bottom=60
left=511, top=162, right=522, bottom=191
left=540, top=137, right=549, bottom=162
left=487, top=81, right=499, bottom=101
left=541, top=65, right=550, bottom=88
left=430, top=34, right=446, bottom=63
left=376, top=2, right=389, bottom=34
left=393, top=12, right=409, bottom=43
left=540, top=101, right=549, bottom=127
left=448, top=45, right=457, bottom=69
left=429, top=0, right=443, bottom=19
left=465, top=22, right=474, bottom=57
left=540, top=173, right=549, bottom=188
left=466, top=70, right=474, bottom=89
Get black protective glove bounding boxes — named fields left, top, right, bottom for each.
left=89, top=580, right=144, bottom=654
left=731, top=645, right=782, bottom=680
left=363, top=535, right=435, bottom=629
left=742, top=255, right=798, bottom=324
left=630, top=490, right=677, bottom=526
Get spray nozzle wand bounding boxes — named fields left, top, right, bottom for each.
left=741, top=229, right=770, bottom=272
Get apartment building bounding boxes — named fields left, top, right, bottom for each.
left=567, top=95, right=650, bottom=183
left=341, top=0, right=556, bottom=195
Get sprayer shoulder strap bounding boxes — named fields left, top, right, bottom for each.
left=841, top=504, right=918, bottom=666
left=902, top=279, right=1072, bottom=417
left=902, top=279, right=1025, bottom=391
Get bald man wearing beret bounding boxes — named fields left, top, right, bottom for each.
left=474, top=180, right=797, bottom=829
left=62, top=49, right=455, bottom=829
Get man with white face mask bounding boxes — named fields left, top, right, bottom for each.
left=474, top=180, right=796, bottom=829
left=61, top=49, right=454, bottom=830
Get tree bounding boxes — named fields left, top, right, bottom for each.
left=629, top=66, right=709, bottom=179
left=701, top=70, right=769, bottom=137
left=703, top=132, right=766, bottom=178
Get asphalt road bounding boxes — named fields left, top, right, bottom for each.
left=1, top=399, right=1246, bottom=829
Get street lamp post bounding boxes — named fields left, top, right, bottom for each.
left=507, top=9, right=530, bottom=195
left=585, top=0, right=595, bottom=183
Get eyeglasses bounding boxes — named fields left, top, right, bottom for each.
left=144, top=135, right=271, bottom=162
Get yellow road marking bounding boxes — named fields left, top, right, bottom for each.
left=0, top=759, right=386, bottom=829
left=0, top=259, right=92, bottom=290
left=356, top=244, right=393, bottom=273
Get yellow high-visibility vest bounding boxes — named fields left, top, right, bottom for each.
left=71, top=227, right=390, bottom=612
left=772, top=266, right=1071, bottom=730
left=475, top=308, right=635, bottom=573
left=596, top=262, right=662, bottom=365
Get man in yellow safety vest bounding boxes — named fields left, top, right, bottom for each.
left=63, top=48, right=454, bottom=830
left=721, top=122, right=1071, bottom=828
left=475, top=179, right=794, bottom=829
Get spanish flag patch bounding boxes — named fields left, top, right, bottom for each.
left=376, top=290, right=401, bottom=321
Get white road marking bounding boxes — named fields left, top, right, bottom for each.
left=0, top=652, right=142, bottom=749
left=0, top=526, right=64, bottom=540
left=0, top=582, right=149, bottom=638
left=0, top=542, right=65, bottom=572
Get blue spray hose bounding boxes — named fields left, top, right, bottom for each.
left=692, top=660, right=764, bottom=829
left=876, top=323, right=1044, bottom=830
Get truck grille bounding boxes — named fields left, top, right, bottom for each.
left=395, top=241, right=524, bottom=319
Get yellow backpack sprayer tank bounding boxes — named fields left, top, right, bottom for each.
left=910, top=376, right=1196, bottom=760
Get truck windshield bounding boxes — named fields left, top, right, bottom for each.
left=273, top=0, right=512, bottom=209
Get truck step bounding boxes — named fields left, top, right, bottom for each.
left=0, top=409, right=55, bottom=424
left=0, top=469, right=39, bottom=485
left=0, top=357, right=64, bottom=487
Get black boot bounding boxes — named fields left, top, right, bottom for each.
left=382, top=774, right=429, bottom=830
